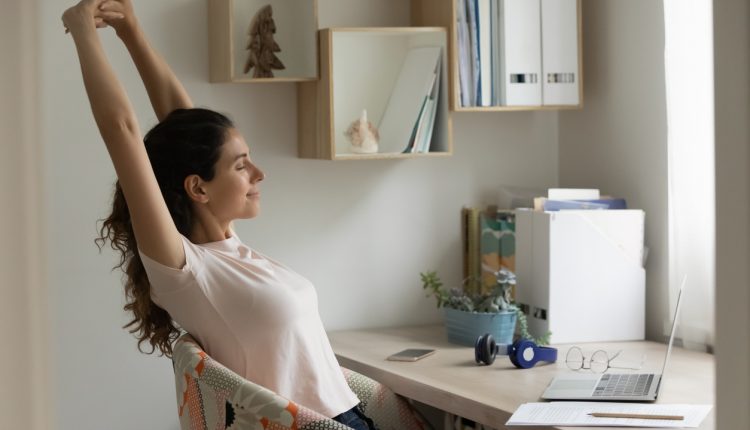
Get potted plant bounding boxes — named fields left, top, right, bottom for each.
left=420, top=268, right=550, bottom=347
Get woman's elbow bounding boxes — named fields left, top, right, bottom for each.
left=100, top=117, right=141, bottom=142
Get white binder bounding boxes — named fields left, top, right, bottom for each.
left=541, top=0, right=580, bottom=105
left=502, top=0, right=542, bottom=105
left=515, top=209, right=646, bottom=344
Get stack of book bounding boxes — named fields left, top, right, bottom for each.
left=455, top=0, right=579, bottom=107
left=462, top=206, right=516, bottom=295
left=533, top=188, right=628, bottom=211
left=456, top=0, right=504, bottom=107
left=378, top=47, right=442, bottom=154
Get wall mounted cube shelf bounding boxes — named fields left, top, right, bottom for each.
left=298, top=27, right=453, bottom=160
left=411, top=0, right=583, bottom=111
left=208, top=0, right=318, bottom=83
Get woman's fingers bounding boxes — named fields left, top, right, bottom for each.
left=81, top=0, right=107, bottom=12
left=63, top=0, right=124, bottom=35
left=97, top=10, right=125, bottom=21
left=98, top=1, right=123, bottom=13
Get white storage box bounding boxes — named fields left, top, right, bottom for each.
left=515, top=209, right=646, bottom=344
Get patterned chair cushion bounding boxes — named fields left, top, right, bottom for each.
left=173, top=334, right=429, bottom=430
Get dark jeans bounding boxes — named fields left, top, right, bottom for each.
left=332, top=404, right=377, bottom=430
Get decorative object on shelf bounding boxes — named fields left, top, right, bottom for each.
left=243, top=4, right=285, bottom=78
left=344, top=110, right=379, bottom=154
left=420, top=268, right=550, bottom=347
left=208, top=0, right=317, bottom=82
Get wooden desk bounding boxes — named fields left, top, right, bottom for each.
left=329, top=325, right=715, bottom=430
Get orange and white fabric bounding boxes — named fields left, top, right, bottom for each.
left=172, top=334, right=429, bottom=430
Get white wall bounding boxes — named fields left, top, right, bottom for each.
left=713, top=0, right=750, bottom=428
left=557, top=0, right=669, bottom=341
left=40, top=0, right=558, bottom=428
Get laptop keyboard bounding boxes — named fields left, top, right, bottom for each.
left=593, top=373, right=654, bottom=397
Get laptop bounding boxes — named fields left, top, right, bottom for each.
left=541, top=278, right=686, bottom=402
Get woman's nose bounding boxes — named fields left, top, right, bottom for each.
left=252, top=165, right=265, bottom=182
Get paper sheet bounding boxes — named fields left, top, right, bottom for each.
left=506, top=402, right=712, bottom=427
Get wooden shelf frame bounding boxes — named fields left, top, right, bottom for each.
left=298, top=27, right=454, bottom=161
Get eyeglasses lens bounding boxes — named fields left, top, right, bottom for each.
left=565, top=347, right=584, bottom=370
left=590, top=350, right=609, bottom=373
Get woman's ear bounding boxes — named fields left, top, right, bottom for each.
left=184, top=174, right=209, bottom=203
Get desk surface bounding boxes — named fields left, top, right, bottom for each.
left=329, top=325, right=715, bottom=430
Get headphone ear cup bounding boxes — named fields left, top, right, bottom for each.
left=474, top=333, right=496, bottom=365
left=508, top=340, right=521, bottom=368
left=512, top=339, right=540, bottom=369
left=486, top=335, right=497, bottom=365
left=474, top=335, right=483, bottom=364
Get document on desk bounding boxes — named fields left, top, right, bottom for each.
left=506, top=402, right=712, bottom=427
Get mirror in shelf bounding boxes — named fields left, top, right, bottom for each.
left=298, top=27, right=452, bottom=160
left=208, top=0, right=318, bottom=82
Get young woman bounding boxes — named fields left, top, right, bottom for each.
left=62, top=1, right=375, bottom=428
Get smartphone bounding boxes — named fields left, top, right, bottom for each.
left=386, top=348, right=436, bottom=362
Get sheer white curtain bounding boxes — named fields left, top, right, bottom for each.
left=663, top=0, right=715, bottom=350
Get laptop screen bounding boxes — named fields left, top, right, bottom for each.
left=660, top=276, right=686, bottom=376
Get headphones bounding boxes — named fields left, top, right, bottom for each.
left=474, top=333, right=558, bottom=369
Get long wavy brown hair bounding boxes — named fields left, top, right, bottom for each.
left=96, top=108, right=234, bottom=357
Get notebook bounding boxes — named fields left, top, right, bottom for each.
left=542, top=277, right=686, bottom=402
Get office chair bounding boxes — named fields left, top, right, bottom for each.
left=172, top=333, right=429, bottom=430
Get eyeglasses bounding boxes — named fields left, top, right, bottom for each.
left=565, top=346, right=645, bottom=373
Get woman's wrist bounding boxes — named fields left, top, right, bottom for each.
left=115, top=19, right=143, bottom=44
left=67, top=21, right=98, bottom=39
left=63, top=6, right=97, bottom=37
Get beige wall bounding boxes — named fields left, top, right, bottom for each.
left=0, top=0, right=48, bottom=429
left=557, top=0, right=669, bottom=341
left=0, top=0, right=31, bottom=425
left=713, top=0, right=750, bottom=428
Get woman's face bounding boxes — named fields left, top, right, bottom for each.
left=202, top=128, right=265, bottom=222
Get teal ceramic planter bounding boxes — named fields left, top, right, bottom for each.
left=443, top=307, right=517, bottom=346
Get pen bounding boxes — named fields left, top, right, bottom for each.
left=588, top=412, right=684, bottom=420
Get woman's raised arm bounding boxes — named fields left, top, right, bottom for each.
left=63, top=0, right=185, bottom=268
left=99, top=0, right=192, bottom=121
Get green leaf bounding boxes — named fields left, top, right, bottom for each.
left=515, top=308, right=551, bottom=346
left=420, top=271, right=449, bottom=309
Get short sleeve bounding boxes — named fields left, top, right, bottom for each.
left=138, top=235, right=206, bottom=298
